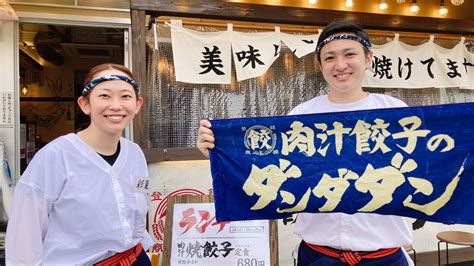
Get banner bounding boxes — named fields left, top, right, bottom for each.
left=209, top=103, right=474, bottom=224
left=231, top=29, right=281, bottom=81
left=170, top=21, right=474, bottom=88
left=171, top=21, right=232, bottom=84
left=364, top=34, right=474, bottom=89
left=280, top=31, right=319, bottom=58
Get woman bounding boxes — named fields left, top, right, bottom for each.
left=6, top=63, right=153, bottom=265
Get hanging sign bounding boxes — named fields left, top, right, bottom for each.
left=171, top=21, right=232, bottom=84
left=170, top=21, right=474, bottom=88
left=364, top=35, right=474, bottom=89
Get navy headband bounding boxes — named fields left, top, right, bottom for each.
left=316, top=33, right=372, bottom=55
left=82, top=75, right=140, bottom=96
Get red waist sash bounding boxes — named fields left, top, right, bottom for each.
left=95, top=243, right=143, bottom=266
left=304, top=241, right=400, bottom=266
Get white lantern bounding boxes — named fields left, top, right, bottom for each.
left=450, top=0, right=464, bottom=6
left=396, top=0, right=406, bottom=3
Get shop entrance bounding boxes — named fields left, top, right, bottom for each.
left=18, top=23, right=127, bottom=174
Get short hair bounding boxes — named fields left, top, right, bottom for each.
left=316, top=20, right=371, bottom=62
left=82, top=63, right=138, bottom=97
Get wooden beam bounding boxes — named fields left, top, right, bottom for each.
left=19, top=50, right=44, bottom=71
left=131, top=9, right=147, bottom=147
left=144, top=147, right=208, bottom=162
left=20, top=97, right=74, bottom=102
left=155, top=17, right=474, bottom=40
left=131, top=0, right=474, bottom=35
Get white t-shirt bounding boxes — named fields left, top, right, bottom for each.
left=290, top=94, right=413, bottom=263
left=6, top=133, right=153, bottom=265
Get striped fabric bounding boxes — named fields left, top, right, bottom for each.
left=82, top=75, right=140, bottom=96
left=315, top=33, right=371, bottom=54
left=304, top=242, right=400, bottom=266
left=95, top=243, right=143, bottom=266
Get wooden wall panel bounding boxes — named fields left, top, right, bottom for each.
left=131, top=9, right=148, bottom=147
left=131, top=0, right=474, bottom=35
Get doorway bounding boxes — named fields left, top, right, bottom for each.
left=18, top=22, right=127, bottom=174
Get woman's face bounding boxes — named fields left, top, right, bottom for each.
left=78, top=69, right=143, bottom=137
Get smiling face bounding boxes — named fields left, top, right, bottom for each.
left=319, top=38, right=373, bottom=103
left=77, top=69, right=143, bottom=138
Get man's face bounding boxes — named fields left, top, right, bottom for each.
left=319, top=38, right=372, bottom=100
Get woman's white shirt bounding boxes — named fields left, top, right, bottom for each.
left=6, top=133, right=152, bottom=265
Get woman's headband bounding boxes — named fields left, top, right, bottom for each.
left=316, top=33, right=372, bottom=55
left=82, top=75, right=140, bottom=96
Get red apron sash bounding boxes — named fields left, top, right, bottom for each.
left=304, top=241, right=400, bottom=266
left=95, top=243, right=143, bottom=266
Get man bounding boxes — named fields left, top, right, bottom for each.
left=197, top=20, right=413, bottom=266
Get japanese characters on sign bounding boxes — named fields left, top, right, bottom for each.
left=149, top=188, right=212, bottom=254
left=365, top=35, right=473, bottom=89
left=0, top=92, right=14, bottom=128
left=231, top=30, right=281, bottom=81
left=170, top=21, right=474, bottom=88
left=209, top=103, right=474, bottom=224
left=171, top=21, right=232, bottom=84
left=171, top=203, right=270, bottom=265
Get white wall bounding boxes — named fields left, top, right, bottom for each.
left=0, top=20, right=19, bottom=184
left=408, top=217, right=474, bottom=252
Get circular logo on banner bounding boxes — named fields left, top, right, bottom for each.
left=244, top=125, right=277, bottom=155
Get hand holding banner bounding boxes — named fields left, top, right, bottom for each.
left=210, top=103, right=474, bottom=224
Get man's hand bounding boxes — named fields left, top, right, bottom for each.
left=197, top=119, right=215, bottom=159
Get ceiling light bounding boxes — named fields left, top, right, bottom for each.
left=409, top=0, right=420, bottom=13
left=450, top=0, right=464, bottom=6
left=439, top=0, right=448, bottom=16
left=379, top=0, right=389, bottom=10
left=396, top=0, right=406, bottom=2
left=308, top=0, right=317, bottom=4
left=21, top=85, right=29, bottom=96
left=344, top=0, right=353, bottom=8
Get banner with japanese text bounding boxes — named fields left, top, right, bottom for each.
left=171, top=203, right=270, bottom=265
left=364, top=35, right=474, bottom=89
left=209, top=103, right=474, bottom=224
left=231, top=30, right=281, bottom=81
left=171, top=23, right=232, bottom=84
left=170, top=22, right=474, bottom=88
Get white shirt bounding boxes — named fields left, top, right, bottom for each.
left=290, top=94, right=413, bottom=263
left=6, top=133, right=153, bottom=265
